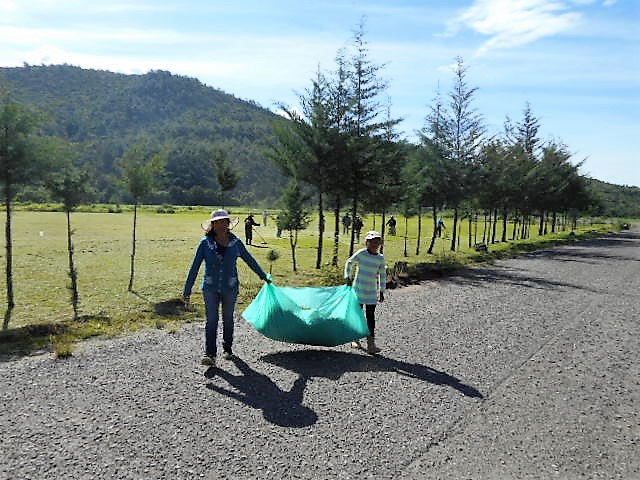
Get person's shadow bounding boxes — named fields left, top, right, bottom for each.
left=205, top=357, right=318, bottom=428
left=260, top=349, right=484, bottom=399
left=205, top=349, right=482, bottom=427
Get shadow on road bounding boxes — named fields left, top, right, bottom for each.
left=261, top=350, right=483, bottom=399
left=204, top=350, right=482, bottom=427
left=444, top=231, right=640, bottom=292
left=522, top=233, right=640, bottom=264
left=205, top=356, right=318, bottom=428
left=445, top=265, right=607, bottom=293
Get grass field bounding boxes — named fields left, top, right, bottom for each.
left=0, top=205, right=622, bottom=356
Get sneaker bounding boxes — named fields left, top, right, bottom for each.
left=222, top=349, right=234, bottom=360
left=351, top=340, right=363, bottom=349
left=201, top=355, right=216, bottom=367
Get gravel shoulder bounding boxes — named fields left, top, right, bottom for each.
left=2, top=229, right=639, bottom=480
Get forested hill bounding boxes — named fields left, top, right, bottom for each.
left=587, top=179, right=640, bottom=218
left=1, top=64, right=637, bottom=217
left=0, top=64, right=288, bottom=205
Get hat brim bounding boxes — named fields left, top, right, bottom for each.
left=201, top=217, right=239, bottom=230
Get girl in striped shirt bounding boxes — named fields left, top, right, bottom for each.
left=344, top=230, right=387, bottom=353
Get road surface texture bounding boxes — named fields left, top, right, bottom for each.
left=2, top=228, right=638, bottom=479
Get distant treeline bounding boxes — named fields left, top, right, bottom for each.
left=0, top=63, right=637, bottom=218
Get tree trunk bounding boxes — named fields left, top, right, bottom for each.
left=482, top=211, right=488, bottom=243
left=427, top=206, right=437, bottom=254
left=467, top=212, right=472, bottom=248
left=520, top=216, right=524, bottom=239
left=128, top=203, right=138, bottom=292
left=403, top=215, right=409, bottom=257
left=491, top=208, right=498, bottom=244
left=450, top=207, right=458, bottom=251
left=331, top=201, right=340, bottom=267
left=315, top=192, right=324, bottom=269
left=415, top=206, right=422, bottom=255
left=3, top=183, right=14, bottom=330
left=501, top=208, right=508, bottom=243
left=473, top=211, right=478, bottom=245
left=380, top=210, right=386, bottom=254
left=349, top=198, right=358, bottom=257
left=290, top=230, right=297, bottom=272
left=538, top=211, right=545, bottom=236
left=544, top=212, right=549, bottom=235
left=66, top=210, right=79, bottom=320
left=518, top=215, right=523, bottom=239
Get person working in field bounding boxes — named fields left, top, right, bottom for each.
left=183, top=209, right=270, bottom=367
left=342, top=214, right=351, bottom=234
left=344, top=230, right=387, bottom=354
left=386, top=215, right=397, bottom=235
left=244, top=213, right=260, bottom=245
left=353, top=215, right=364, bottom=242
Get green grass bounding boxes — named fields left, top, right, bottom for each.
left=0, top=205, right=626, bottom=358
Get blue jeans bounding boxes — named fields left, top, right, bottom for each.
left=202, top=288, right=237, bottom=356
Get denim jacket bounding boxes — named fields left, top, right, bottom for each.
left=183, top=233, right=266, bottom=296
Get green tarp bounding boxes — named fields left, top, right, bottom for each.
left=242, top=283, right=370, bottom=347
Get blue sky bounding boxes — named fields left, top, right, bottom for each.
left=1, top=0, right=638, bottom=186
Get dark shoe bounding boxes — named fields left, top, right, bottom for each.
left=201, top=355, right=216, bottom=367
left=222, top=349, right=234, bottom=360
left=366, top=336, right=381, bottom=354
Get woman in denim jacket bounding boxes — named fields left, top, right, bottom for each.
left=183, top=209, right=269, bottom=367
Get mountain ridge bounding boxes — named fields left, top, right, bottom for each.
left=0, top=63, right=288, bottom=205
left=1, top=64, right=638, bottom=217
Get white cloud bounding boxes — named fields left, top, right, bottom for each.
left=451, top=0, right=583, bottom=56
left=0, top=0, right=17, bottom=11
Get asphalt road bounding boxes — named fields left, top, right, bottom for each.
left=2, top=228, right=638, bottom=480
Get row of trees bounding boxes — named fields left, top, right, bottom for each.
left=0, top=90, right=186, bottom=329
left=270, top=21, right=405, bottom=270
left=415, top=62, right=591, bottom=250
left=270, top=23, right=593, bottom=269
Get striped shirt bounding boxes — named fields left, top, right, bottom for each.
left=344, top=248, right=387, bottom=305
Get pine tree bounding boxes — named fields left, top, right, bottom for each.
left=433, top=57, right=485, bottom=251
left=0, top=94, right=47, bottom=329
left=118, top=144, right=166, bottom=292
left=47, top=164, right=93, bottom=320
left=279, top=180, right=311, bottom=272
